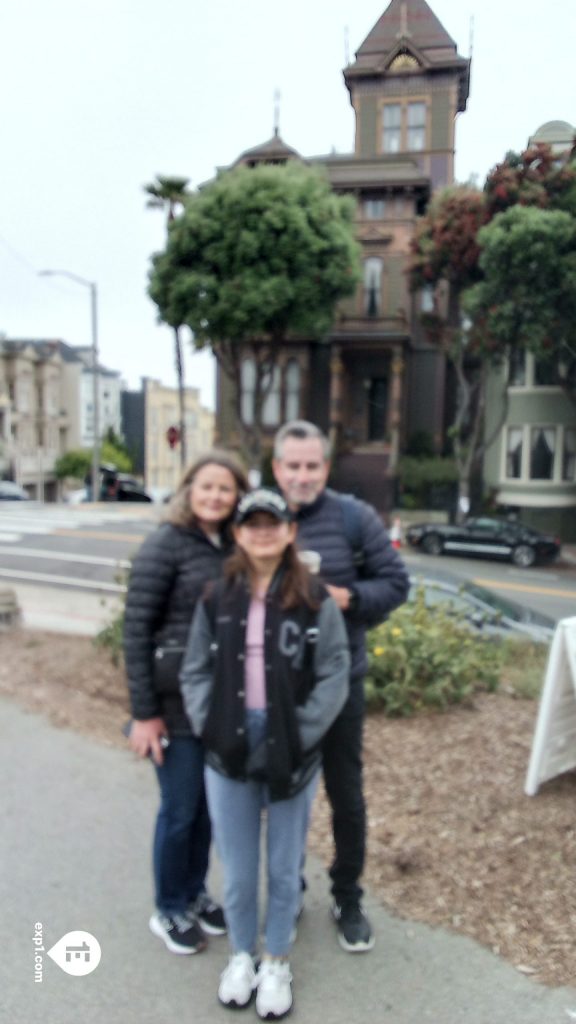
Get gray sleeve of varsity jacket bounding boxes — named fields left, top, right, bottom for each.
left=296, top=597, right=350, bottom=751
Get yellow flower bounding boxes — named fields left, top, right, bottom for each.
left=373, top=646, right=385, bottom=656
left=391, top=627, right=402, bottom=638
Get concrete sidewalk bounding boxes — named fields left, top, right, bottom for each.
left=7, top=581, right=122, bottom=635
left=1, top=697, right=575, bottom=1024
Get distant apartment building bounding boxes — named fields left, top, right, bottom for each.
left=0, top=340, right=67, bottom=499
left=0, top=338, right=122, bottom=499
left=122, top=377, right=214, bottom=494
left=70, top=345, right=122, bottom=446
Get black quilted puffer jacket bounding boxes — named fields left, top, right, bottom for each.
left=123, top=521, right=230, bottom=735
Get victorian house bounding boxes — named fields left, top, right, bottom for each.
left=215, top=0, right=470, bottom=510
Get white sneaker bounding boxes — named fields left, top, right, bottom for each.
left=218, top=952, right=256, bottom=1009
left=255, top=960, right=293, bottom=1020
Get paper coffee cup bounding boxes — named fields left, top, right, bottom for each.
left=298, top=549, right=322, bottom=574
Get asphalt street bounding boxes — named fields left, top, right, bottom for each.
left=2, top=697, right=576, bottom=1024
left=1, top=501, right=576, bottom=631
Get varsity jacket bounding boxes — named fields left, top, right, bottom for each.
left=179, top=571, right=350, bottom=800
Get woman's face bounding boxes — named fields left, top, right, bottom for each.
left=188, top=464, right=239, bottom=530
left=234, top=512, right=296, bottom=562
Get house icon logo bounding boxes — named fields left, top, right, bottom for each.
left=47, top=931, right=101, bottom=976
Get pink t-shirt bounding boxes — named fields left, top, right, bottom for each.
left=244, top=593, right=267, bottom=710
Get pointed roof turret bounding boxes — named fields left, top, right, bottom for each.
left=358, top=0, right=457, bottom=58
left=231, top=129, right=304, bottom=169
left=345, top=0, right=470, bottom=111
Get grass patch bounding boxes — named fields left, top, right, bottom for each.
left=498, top=639, right=549, bottom=700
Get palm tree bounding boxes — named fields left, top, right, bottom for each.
left=144, top=175, right=190, bottom=468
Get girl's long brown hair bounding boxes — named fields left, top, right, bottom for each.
left=224, top=541, right=321, bottom=611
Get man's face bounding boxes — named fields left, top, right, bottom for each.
left=272, top=437, right=330, bottom=510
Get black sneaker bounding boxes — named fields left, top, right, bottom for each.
left=149, top=911, right=208, bottom=954
left=193, top=892, right=227, bottom=936
left=331, top=900, right=375, bottom=953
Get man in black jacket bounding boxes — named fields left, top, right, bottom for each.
left=273, top=420, right=409, bottom=953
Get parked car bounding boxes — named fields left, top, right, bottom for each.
left=0, top=481, right=31, bottom=500
left=75, top=465, right=153, bottom=503
left=114, top=474, right=152, bottom=503
left=409, top=574, right=556, bottom=644
left=406, top=516, right=561, bottom=568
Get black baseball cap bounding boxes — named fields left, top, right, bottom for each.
left=235, top=488, right=293, bottom=525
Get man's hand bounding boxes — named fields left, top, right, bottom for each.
left=129, top=718, right=169, bottom=766
left=326, top=584, right=353, bottom=611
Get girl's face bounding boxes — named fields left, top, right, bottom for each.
left=189, top=464, right=239, bottom=530
left=234, top=512, right=296, bottom=563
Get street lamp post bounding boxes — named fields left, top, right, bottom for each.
left=39, top=270, right=100, bottom=503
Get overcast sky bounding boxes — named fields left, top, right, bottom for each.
left=1, top=0, right=574, bottom=411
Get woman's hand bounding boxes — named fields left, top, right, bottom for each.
left=129, top=718, right=169, bottom=766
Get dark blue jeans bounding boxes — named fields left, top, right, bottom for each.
left=153, top=736, right=211, bottom=916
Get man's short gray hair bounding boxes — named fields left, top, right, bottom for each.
left=273, top=420, right=332, bottom=461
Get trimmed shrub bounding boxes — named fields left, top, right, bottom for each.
left=365, top=587, right=502, bottom=715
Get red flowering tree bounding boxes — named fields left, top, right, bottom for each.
left=408, top=185, right=492, bottom=518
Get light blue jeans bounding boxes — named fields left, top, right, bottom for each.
left=205, top=709, right=318, bottom=956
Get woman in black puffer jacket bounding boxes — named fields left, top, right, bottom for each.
left=123, top=452, right=247, bottom=956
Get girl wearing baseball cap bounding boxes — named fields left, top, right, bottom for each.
left=180, top=487, right=350, bottom=1019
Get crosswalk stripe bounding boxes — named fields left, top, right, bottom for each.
left=0, top=568, right=126, bottom=592
left=0, top=546, right=131, bottom=569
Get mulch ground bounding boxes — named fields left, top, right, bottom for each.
left=1, top=628, right=574, bottom=988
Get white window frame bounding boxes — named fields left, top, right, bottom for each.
left=502, top=424, right=575, bottom=483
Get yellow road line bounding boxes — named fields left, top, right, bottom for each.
left=54, top=529, right=145, bottom=543
left=473, top=577, right=576, bottom=600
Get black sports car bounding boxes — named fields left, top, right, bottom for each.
left=405, top=516, right=561, bottom=569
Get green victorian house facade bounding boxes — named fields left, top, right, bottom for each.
left=216, top=0, right=470, bottom=511
left=482, top=121, right=576, bottom=541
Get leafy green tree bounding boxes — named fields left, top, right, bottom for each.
left=144, top=175, right=190, bottom=468
left=148, top=163, right=361, bottom=471
left=463, top=205, right=576, bottom=400
left=54, top=449, right=92, bottom=481
left=55, top=440, right=132, bottom=482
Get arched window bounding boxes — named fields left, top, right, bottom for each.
left=262, top=365, right=281, bottom=426
left=363, top=258, right=383, bottom=317
left=285, top=360, right=300, bottom=421
left=240, top=357, right=256, bottom=425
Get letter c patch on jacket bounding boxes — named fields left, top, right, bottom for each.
left=279, top=620, right=303, bottom=667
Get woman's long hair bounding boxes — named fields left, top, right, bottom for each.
left=165, top=451, right=249, bottom=531
left=224, top=541, right=321, bottom=611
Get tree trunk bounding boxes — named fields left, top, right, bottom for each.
left=174, top=326, right=187, bottom=469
